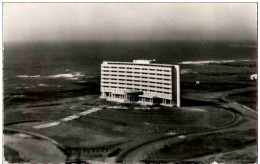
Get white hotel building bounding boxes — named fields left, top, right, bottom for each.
left=100, top=60, right=181, bottom=107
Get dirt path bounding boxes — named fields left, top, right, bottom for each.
left=33, top=107, right=102, bottom=129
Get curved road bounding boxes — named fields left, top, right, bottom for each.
left=117, top=87, right=256, bottom=163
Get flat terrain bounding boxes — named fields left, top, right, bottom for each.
left=4, top=89, right=256, bottom=163
left=4, top=133, right=65, bottom=163
left=226, top=90, right=257, bottom=110
left=4, top=61, right=257, bottom=163
left=185, top=144, right=257, bottom=163
left=143, top=129, right=256, bottom=163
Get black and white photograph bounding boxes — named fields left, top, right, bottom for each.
left=3, top=2, right=257, bottom=163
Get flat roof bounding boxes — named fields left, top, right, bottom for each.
left=133, top=59, right=155, bottom=64
left=139, top=95, right=157, bottom=98
left=111, top=91, right=124, bottom=94
left=102, top=61, right=179, bottom=67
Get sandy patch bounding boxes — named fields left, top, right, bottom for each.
left=4, top=133, right=65, bottom=163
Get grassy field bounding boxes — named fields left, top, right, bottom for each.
left=89, top=106, right=235, bottom=129
left=226, top=90, right=257, bottom=110
left=186, top=144, right=257, bottom=163
left=4, top=100, right=237, bottom=163
left=7, top=121, right=126, bottom=148
left=143, top=129, right=257, bottom=163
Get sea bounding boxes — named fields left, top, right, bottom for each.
left=3, top=40, right=257, bottom=109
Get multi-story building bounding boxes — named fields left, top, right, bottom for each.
left=100, top=60, right=181, bottom=107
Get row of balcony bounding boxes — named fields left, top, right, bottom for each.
left=101, top=73, right=172, bottom=80
left=101, top=80, right=171, bottom=88
left=101, top=83, right=172, bottom=93
left=101, top=69, right=171, bottom=76
left=101, top=76, right=172, bottom=83
left=101, top=67, right=172, bottom=73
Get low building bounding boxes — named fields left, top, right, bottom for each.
left=100, top=60, right=181, bottom=107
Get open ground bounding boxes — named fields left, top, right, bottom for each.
left=4, top=61, right=257, bottom=163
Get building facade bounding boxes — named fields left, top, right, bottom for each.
left=100, top=60, right=181, bottom=107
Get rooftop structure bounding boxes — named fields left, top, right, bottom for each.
left=100, top=60, right=181, bottom=107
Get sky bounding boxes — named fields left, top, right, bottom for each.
left=3, top=3, right=257, bottom=42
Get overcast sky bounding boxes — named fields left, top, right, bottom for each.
left=3, top=3, right=257, bottom=42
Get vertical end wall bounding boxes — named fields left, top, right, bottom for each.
left=175, top=65, right=181, bottom=107
left=172, top=65, right=181, bottom=107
